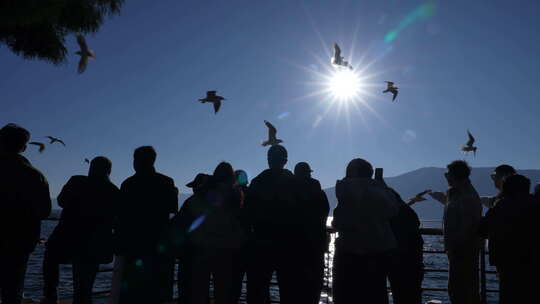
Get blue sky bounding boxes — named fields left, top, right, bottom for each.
left=2, top=0, right=540, bottom=197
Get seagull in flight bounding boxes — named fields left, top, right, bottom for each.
left=84, top=158, right=90, bottom=164
left=76, top=34, right=96, bottom=74
left=46, top=136, right=66, bottom=146
left=461, top=130, right=477, bottom=156
left=262, top=120, right=283, bottom=147
left=29, top=142, right=46, bottom=153
left=331, top=43, right=353, bottom=70
left=199, top=91, right=226, bottom=114
left=383, top=81, right=399, bottom=101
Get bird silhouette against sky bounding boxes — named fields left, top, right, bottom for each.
left=262, top=120, right=283, bottom=146
left=461, top=130, right=477, bottom=156
left=383, top=81, right=399, bottom=101
left=84, top=158, right=90, bottom=164
left=28, top=142, right=46, bottom=153
left=331, top=43, right=353, bottom=70
left=76, top=34, right=96, bottom=74
left=198, top=91, right=226, bottom=114
left=46, top=136, right=66, bottom=146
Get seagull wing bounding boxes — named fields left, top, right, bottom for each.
left=467, top=130, right=475, bottom=146
left=57, top=139, right=66, bottom=146
left=78, top=55, right=88, bottom=74
left=45, top=136, right=54, bottom=143
left=385, top=81, right=394, bottom=88
left=213, top=101, right=221, bottom=114
left=392, top=89, right=398, bottom=101
left=265, top=120, right=277, bottom=141
left=77, top=34, right=89, bottom=53
left=29, top=142, right=45, bottom=153
left=334, top=43, right=341, bottom=58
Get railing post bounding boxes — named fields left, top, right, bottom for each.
left=480, top=239, right=487, bottom=304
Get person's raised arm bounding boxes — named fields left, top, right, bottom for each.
left=428, top=191, right=448, bottom=205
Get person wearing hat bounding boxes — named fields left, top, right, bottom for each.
left=293, top=162, right=330, bottom=304
left=171, top=173, right=210, bottom=304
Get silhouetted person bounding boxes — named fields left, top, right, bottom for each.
left=185, top=162, right=245, bottom=304
left=41, top=157, right=119, bottom=304
left=293, top=162, right=329, bottom=304
left=479, top=174, right=537, bottom=303
left=116, top=146, right=178, bottom=304
left=0, top=123, right=52, bottom=304
left=480, top=165, right=516, bottom=208
left=332, top=158, right=399, bottom=304
left=429, top=160, right=482, bottom=304
left=245, top=145, right=307, bottom=304
left=232, top=169, right=250, bottom=304
left=170, top=173, right=210, bottom=304
left=388, top=190, right=425, bottom=304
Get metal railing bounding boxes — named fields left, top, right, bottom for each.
left=42, top=218, right=498, bottom=303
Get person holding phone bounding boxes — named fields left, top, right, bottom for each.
left=332, top=159, right=399, bottom=304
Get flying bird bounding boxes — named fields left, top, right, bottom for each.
left=29, top=142, right=46, bottom=153
left=84, top=158, right=90, bottom=164
left=383, top=81, right=399, bottom=101
left=198, top=91, right=226, bottom=114
left=76, top=34, right=96, bottom=74
left=262, top=120, right=283, bottom=147
left=461, top=130, right=477, bottom=156
left=46, top=136, right=66, bottom=146
left=331, top=43, right=353, bottom=70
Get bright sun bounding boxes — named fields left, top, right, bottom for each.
left=328, top=69, right=361, bottom=100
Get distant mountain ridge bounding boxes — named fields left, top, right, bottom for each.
left=323, top=167, right=540, bottom=221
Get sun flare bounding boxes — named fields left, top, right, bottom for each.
left=327, top=69, right=361, bottom=101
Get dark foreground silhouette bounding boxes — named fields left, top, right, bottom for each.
left=1, top=122, right=539, bottom=304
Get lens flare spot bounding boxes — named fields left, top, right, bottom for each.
left=188, top=215, right=206, bottom=233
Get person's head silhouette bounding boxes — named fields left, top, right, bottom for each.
left=186, top=173, right=210, bottom=194
left=267, top=145, right=287, bottom=169
left=133, top=146, right=156, bottom=173
left=445, top=160, right=471, bottom=187
left=0, top=123, right=30, bottom=154
left=89, top=156, right=112, bottom=179
left=345, top=158, right=373, bottom=178
left=491, top=164, right=516, bottom=190
left=294, top=162, right=313, bottom=178
left=502, top=174, right=530, bottom=197
left=213, top=162, right=235, bottom=185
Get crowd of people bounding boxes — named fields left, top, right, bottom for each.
left=1, top=122, right=539, bottom=304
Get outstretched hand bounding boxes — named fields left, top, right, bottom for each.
left=408, top=189, right=432, bottom=205
left=429, top=191, right=447, bottom=204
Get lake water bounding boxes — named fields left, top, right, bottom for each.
left=21, top=219, right=500, bottom=304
